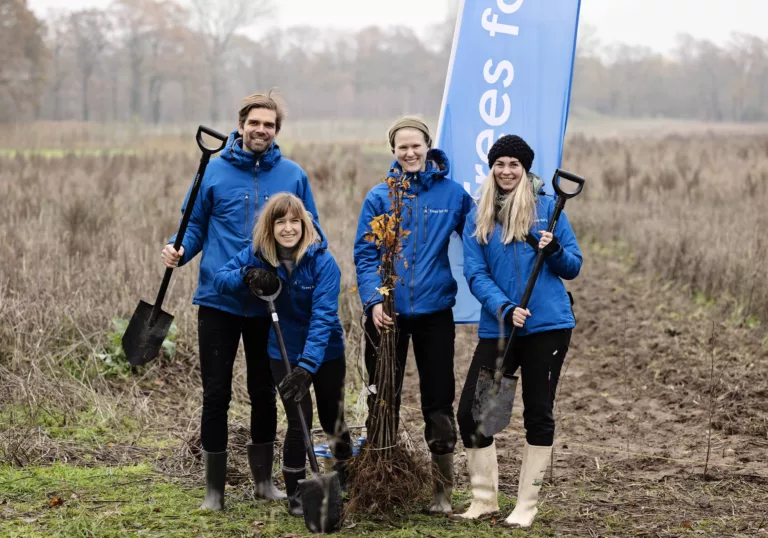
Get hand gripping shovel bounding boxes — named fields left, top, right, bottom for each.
left=472, top=169, right=585, bottom=438
left=122, top=126, right=228, bottom=367
left=251, top=276, right=343, bottom=534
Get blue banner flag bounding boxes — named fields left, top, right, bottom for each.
left=436, top=0, right=582, bottom=324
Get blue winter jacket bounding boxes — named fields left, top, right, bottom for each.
left=462, top=191, right=582, bottom=338
left=354, top=149, right=474, bottom=317
left=212, top=224, right=344, bottom=374
left=169, top=131, right=318, bottom=317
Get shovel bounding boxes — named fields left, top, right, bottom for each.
left=122, top=126, right=228, bottom=367
left=472, top=169, right=585, bottom=438
left=251, top=276, right=343, bottom=534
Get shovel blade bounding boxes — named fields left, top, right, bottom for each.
left=298, top=471, right=343, bottom=533
left=471, top=366, right=518, bottom=438
left=121, top=300, right=174, bottom=367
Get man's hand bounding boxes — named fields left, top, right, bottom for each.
left=279, top=366, right=312, bottom=402
left=244, top=268, right=279, bottom=297
left=162, top=245, right=185, bottom=268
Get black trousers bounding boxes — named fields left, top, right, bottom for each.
left=457, top=329, right=572, bottom=449
left=271, top=357, right=353, bottom=471
left=198, top=306, right=277, bottom=452
left=364, top=308, right=457, bottom=455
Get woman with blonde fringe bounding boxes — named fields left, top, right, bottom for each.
left=455, top=135, right=582, bottom=527
left=214, top=193, right=352, bottom=517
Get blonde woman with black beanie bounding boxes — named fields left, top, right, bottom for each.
left=455, top=135, right=582, bottom=527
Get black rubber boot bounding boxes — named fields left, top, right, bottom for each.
left=200, top=450, right=227, bottom=511
left=247, top=443, right=287, bottom=501
left=428, top=453, right=454, bottom=515
left=333, top=459, right=349, bottom=494
left=283, top=467, right=306, bottom=517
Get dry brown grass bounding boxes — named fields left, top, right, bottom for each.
left=563, top=133, right=768, bottom=324
left=2, top=133, right=767, bottom=465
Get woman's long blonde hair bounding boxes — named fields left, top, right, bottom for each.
left=473, top=170, right=537, bottom=245
left=252, top=193, right=318, bottom=267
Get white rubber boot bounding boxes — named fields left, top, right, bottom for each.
left=502, top=443, right=552, bottom=528
left=453, top=441, right=499, bottom=520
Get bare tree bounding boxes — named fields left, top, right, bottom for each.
left=0, top=0, right=48, bottom=122
left=69, top=9, right=111, bottom=121
left=44, top=11, right=74, bottom=121
left=188, top=0, right=275, bottom=122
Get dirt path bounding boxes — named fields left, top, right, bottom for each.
left=400, top=245, right=768, bottom=536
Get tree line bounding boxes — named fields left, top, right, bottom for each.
left=3, top=0, right=768, bottom=124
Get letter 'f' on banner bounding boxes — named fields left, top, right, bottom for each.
left=436, top=0, right=582, bottom=324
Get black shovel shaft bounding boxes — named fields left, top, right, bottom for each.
left=267, top=302, right=321, bottom=475
left=149, top=126, right=227, bottom=324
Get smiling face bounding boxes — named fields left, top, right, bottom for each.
left=493, top=156, right=524, bottom=192
left=273, top=210, right=302, bottom=249
left=238, top=107, right=277, bottom=154
left=393, top=128, right=428, bottom=173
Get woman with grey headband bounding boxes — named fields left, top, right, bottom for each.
left=353, top=116, right=474, bottom=514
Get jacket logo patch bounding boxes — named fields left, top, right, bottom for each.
left=300, top=285, right=315, bottom=291
left=429, top=208, right=450, bottom=214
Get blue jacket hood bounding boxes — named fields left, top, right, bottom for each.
left=304, top=220, right=329, bottom=258
left=387, top=148, right=450, bottom=191
left=220, top=130, right=282, bottom=172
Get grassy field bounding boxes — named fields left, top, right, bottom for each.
left=1, top=120, right=767, bottom=536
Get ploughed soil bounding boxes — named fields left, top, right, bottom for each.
left=399, top=246, right=768, bottom=537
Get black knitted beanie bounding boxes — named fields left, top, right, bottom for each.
left=487, top=135, right=534, bottom=172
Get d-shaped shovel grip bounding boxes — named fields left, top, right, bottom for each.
left=553, top=168, right=585, bottom=199
left=196, top=125, right=228, bottom=154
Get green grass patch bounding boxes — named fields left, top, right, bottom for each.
left=0, top=464, right=536, bottom=537
left=1, top=403, right=169, bottom=453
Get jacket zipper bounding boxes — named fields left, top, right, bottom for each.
left=244, top=194, right=249, bottom=235
left=513, top=242, right=525, bottom=332
left=513, top=243, right=523, bottom=301
left=246, top=159, right=259, bottom=318
left=410, top=189, right=418, bottom=316
left=423, top=205, right=428, bottom=243
left=254, top=159, right=260, bottom=214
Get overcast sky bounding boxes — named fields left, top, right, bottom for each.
left=28, top=0, right=768, bottom=55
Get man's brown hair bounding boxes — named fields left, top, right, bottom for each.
left=238, top=89, right=285, bottom=133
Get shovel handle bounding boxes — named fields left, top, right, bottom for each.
left=268, top=301, right=321, bottom=475
left=153, top=126, right=228, bottom=312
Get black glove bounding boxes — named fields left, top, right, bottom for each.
left=279, top=366, right=312, bottom=402
left=243, top=268, right=279, bottom=297
left=504, top=307, right=516, bottom=325
left=541, top=234, right=561, bottom=257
